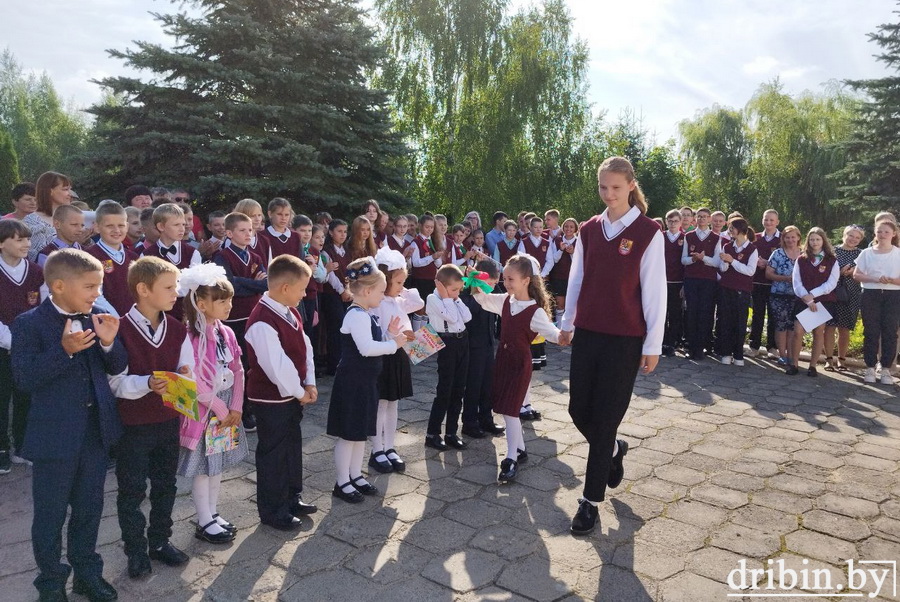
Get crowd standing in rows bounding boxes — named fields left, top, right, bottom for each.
left=0, top=160, right=899, bottom=602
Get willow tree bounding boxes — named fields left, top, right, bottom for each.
left=375, top=0, right=605, bottom=219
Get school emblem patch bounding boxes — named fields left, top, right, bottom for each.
left=737, top=253, right=744, bottom=261
left=541, top=245, right=547, bottom=253
left=678, top=239, right=684, bottom=246
left=103, top=259, right=114, bottom=274
left=689, top=245, right=695, bottom=252
left=818, top=264, right=826, bottom=273
left=27, top=291, right=39, bottom=306
left=251, top=263, right=258, bottom=274
left=619, top=239, right=634, bottom=256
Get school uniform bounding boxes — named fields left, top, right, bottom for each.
left=549, top=235, right=577, bottom=297
left=386, top=233, right=410, bottom=254
left=562, top=206, right=665, bottom=504
left=493, top=237, right=519, bottom=268
left=448, top=240, right=470, bottom=267
left=108, top=308, right=194, bottom=560
left=322, top=242, right=351, bottom=374
left=792, top=254, right=840, bottom=316
left=85, top=241, right=139, bottom=318
left=461, top=291, right=496, bottom=431
left=425, top=292, right=472, bottom=436
left=226, top=233, right=270, bottom=266
left=374, top=231, right=387, bottom=248
left=0, top=259, right=43, bottom=461
left=749, top=230, right=781, bottom=352
left=716, top=239, right=758, bottom=361
left=517, top=234, right=555, bottom=278
left=371, top=290, right=424, bottom=402
left=663, top=231, right=685, bottom=353
left=244, top=294, right=316, bottom=526
left=299, top=244, right=325, bottom=352
left=410, top=235, right=442, bottom=299
left=11, top=299, right=127, bottom=596
left=37, top=238, right=82, bottom=267
left=141, top=240, right=201, bottom=321
left=681, top=228, right=720, bottom=358
left=259, top=226, right=301, bottom=263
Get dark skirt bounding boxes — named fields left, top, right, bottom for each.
left=491, top=342, right=532, bottom=417
left=549, top=278, right=568, bottom=297
left=410, top=278, right=436, bottom=301
left=326, top=332, right=383, bottom=441
left=378, top=348, right=413, bottom=402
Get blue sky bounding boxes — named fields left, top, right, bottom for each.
left=5, top=0, right=897, bottom=141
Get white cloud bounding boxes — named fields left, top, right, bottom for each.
left=743, top=56, right=780, bottom=76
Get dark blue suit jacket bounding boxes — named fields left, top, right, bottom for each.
left=11, top=298, right=127, bottom=461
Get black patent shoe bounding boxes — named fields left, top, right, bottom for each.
left=38, top=589, right=68, bottom=602
left=211, top=513, right=237, bottom=533
left=461, top=424, right=486, bottom=439
left=498, top=458, right=518, bottom=482
left=262, top=515, right=303, bottom=531
left=807, top=366, right=818, bottom=377
left=785, top=365, right=799, bottom=375
left=148, top=541, right=189, bottom=566
left=290, top=499, right=318, bottom=516
left=127, top=553, right=152, bottom=579
left=368, top=451, right=394, bottom=473
left=385, top=449, right=406, bottom=472
left=444, top=435, right=467, bottom=450
left=608, top=439, right=629, bottom=489
left=333, top=482, right=364, bottom=503
left=241, top=412, right=257, bottom=432
left=517, top=449, right=529, bottom=464
left=424, top=434, right=448, bottom=451
left=195, top=520, right=235, bottom=544
left=481, top=421, right=505, bottom=435
left=570, top=498, right=600, bottom=536
left=72, top=576, right=118, bottom=601
left=351, top=475, right=378, bottom=495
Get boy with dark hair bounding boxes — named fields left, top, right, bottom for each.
left=12, top=248, right=125, bottom=602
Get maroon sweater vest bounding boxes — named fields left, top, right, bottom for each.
left=249, top=235, right=269, bottom=266
left=496, top=239, right=518, bottom=267
left=549, top=238, right=574, bottom=282
left=260, top=229, right=301, bottom=261
left=0, top=260, right=43, bottom=325
left=305, top=250, right=323, bottom=300
left=322, top=243, right=350, bottom=295
left=386, top=235, right=409, bottom=253
left=683, top=230, right=720, bottom=281
left=718, top=240, right=756, bottom=293
left=521, top=236, right=550, bottom=269
left=753, top=232, right=781, bottom=284
left=410, top=236, right=439, bottom=280
left=246, top=301, right=308, bottom=402
left=574, top=214, right=660, bottom=337
left=85, top=244, right=138, bottom=317
left=141, top=241, right=195, bottom=320
left=217, top=246, right=265, bottom=321
left=38, top=240, right=80, bottom=262
left=116, top=313, right=185, bottom=425
left=797, top=256, right=838, bottom=303
left=664, top=232, right=685, bottom=283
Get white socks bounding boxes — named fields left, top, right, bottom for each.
left=192, top=475, right=226, bottom=535
left=503, top=416, right=524, bottom=461
left=612, top=440, right=619, bottom=457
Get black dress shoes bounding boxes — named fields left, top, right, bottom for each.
left=368, top=451, right=394, bottom=473
left=290, top=498, right=318, bottom=516
left=332, top=482, right=364, bottom=504
left=608, top=439, right=629, bottom=489
left=498, top=458, right=518, bottom=482
left=351, top=476, right=378, bottom=495
left=262, top=515, right=303, bottom=531
left=127, top=553, right=152, bottom=578
left=481, top=421, right=505, bottom=435
left=517, top=449, right=528, bottom=464
left=444, top=435, right=467, bottom=449
left=570, top=498, right=600, bottom=536
left=38, top=589, right=68, bottom=602
left=461, top=423, right=486, bottom=439
left=385, top=448, right=406, bottom=471
left=424, top=434, right=448, bottom=451
left=72, top=576, right=118, bottom=601
left=241, top=412, right=257, bottom=433
left=195, top=520, right=235, bottom=544
left=149, top=541, right=189, bottom=566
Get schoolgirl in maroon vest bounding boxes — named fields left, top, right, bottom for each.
left=548, top=218, right=578, bottom=326
left=321, top=219, right=351, bottom=375
left=559, top=156, right=666, bottom=537
left=447, top=224, right=473, bottom=268
left=409, top=214, right=445, bottom=300
left=748, top=209, right=782, bottom=356
left=680, top=208, right=720, bottom=359
left=258, top=197, right=301, bottom=264
left=787, top=227, right=839, bottom=376
left=142, top=203, right=201, bottom=321
left=661, top=210, right=685, bottom=356
left=715, top=218, right=758, bottom=366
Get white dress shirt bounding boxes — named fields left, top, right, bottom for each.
left=157, top=239, right=201, bottom=267
left=370, top=288, right=424, bottom=335
left=341, top=306, right=399, bottom=356
left=0, top=259, right=49, bottom=350
left=681, top=227, right=719, bottom=267
left=474, top=293, right=560, bottom=343
left=716, top=238, right=758, bottom=276
left=561, top=205, right=667, bottom=356
left=517, top=235, right=555, bottom=277
left=792, top=255, right=840, bottom=299
left=411, top=235, right=443, bottom=269
left=108, top=306, right=196, bottom=399
left=245, top=294, right=316, bottom=401
left=552, top=235, right=578, bottom=265
left=426, top=292, right=472, bottom=333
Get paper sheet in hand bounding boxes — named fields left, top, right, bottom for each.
left=152, top=371, right=200, bottom=421
left=796, top=303, right=833, bottom=332
left=403, top=324, right=446, bottom=365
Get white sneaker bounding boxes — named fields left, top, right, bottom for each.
left=767, top=349, right=779, bottom=359
left=758, top=347, right=768, bottom=357
left=745, top=348, right=758, bottom=358
left=721, top=356, right=733, bottom=365
left=864, top=368, right=877, bottom=383
left=10, top=454, right=31, bottom=466
left=882, top=372, right=895, bottom=386
left=734, top=359, right=745, bottom=367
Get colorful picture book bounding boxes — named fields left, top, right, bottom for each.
left=205, top=416, right=240, bottom=456
left=152, top=371, right=200, bottom=421
left=403, top=324, right=446, bottom=365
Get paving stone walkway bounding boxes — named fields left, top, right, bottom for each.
left=2, top=348, right=900, bottom=601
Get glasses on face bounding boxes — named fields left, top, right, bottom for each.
left=174, top=196, right=190, bottom=202
left=666, top=218, right=681, bottom=223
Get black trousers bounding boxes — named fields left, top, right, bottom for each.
left=683, top=278, right=718, bottom=356
left=225, top=318, right=253, bottom=417
left=255, top=401, right=304, bottom=523
left=749, top=283, right=775, bottom=350
left=860, top=289, right=900, bottom=368
left=0, top=349, right=30, bottom=453
left=568, top=329, right=643, bottom=502
left=717, top=288, right=752, bottom=360
left=300, top=297, right=319, bottom=366
left=428, top=335, right=469, bottom=435
left=32, top=410, right=107, bottom=593
left=115, top=419, right=180, bottom=557
left=663, top=283, right=683, bottom=349
left=320, top=292, right=348, bottom=373
left=462, top=344, right=494, bottom=426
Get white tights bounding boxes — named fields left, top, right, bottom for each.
left=334, top=438, right=370, bottom=493
left=371, top=399, right=399, bottom=455
left=192, top=474, right=227, bottom=534
left=503, top=416, right=524, bottom=461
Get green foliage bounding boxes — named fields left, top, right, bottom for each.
left=635, top=142, right=689, bottom=215
left=82, top=0, right=409, bottom=215
left=0, top=49, right=89, bottom=182
left=0, top=124, right=19, bottom=200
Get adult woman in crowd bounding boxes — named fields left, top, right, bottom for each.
left=824, top=225, right=865, bottom=371
left=765, top=226, right=802, bottom=366
left=23, top=172, right=72, bottom=262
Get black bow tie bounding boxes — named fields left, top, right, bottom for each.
left=64, top=312, right=92, bottom=322
left=278, top=234, right=288, bottom=243
left=163, top=244, right=177, bottom=255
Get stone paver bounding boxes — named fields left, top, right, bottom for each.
left=2, top=347, right=900, bottom=600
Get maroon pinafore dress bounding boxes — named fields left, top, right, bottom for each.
left=491, top=298, right=539, bottom=416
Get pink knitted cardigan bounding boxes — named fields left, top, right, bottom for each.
left=179, top=321, right=245, bottom=451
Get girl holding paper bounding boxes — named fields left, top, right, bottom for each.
left=788, top=227, right=839, bottom=376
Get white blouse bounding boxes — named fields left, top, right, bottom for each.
left=369, top=288, right=425, bottom=335
left=474, top=293, right=560, bottom=344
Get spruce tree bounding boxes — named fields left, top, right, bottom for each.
left=82, top=0, right=408, bottom=214
left=833, top=5, right=900, bottom=216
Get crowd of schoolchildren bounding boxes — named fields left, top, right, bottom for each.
left=1, top=169, right=899, bottom=602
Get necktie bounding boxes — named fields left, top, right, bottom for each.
left=285, top=309, right=297, bottom=327
left=279, top=234, right=288, bottom=243
left=235, top=247, right=248, bottom=262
